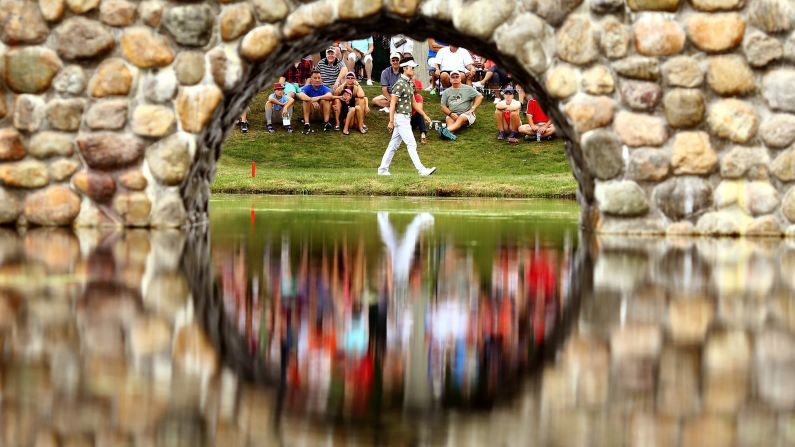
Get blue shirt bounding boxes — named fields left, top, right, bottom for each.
left=269, top=93, right=289, bottom=111
left=300, top=84, right=331, bottom=98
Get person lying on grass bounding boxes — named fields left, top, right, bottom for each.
left=340, top=89, right=367, bottom=135
left=438, top=69, right=483, bottom=141
left=334, top=72, right=369, bottom=133
left=296, top=70, right=343, bottom=134
left=494, top=87, right=521, bottom=144
left=265, top=83, right=295, bottom=134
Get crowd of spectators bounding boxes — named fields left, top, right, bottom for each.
left=236, top=35, right=557, bottom=157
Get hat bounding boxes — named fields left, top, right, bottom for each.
left=326, top=47, right=336, bottom=54
left=343, top=88, right=353, bottom=95
left=449, top=69, right=463, bottom=76
left=502, top=87, right=515, bottom=94
left=390, top=52, right=401, bottom=60
left=345, top=72, right=356, bottom=78
left=274, top=82, right=284, bottom=89
left=400, top=60, right=419, bottom=68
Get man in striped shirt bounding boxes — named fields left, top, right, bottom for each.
left=316, top=47, right=348, bottom=90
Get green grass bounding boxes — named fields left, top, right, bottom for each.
left=214, top=85, right=577, bottom=198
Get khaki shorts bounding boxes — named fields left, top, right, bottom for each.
left=461, top=111, right=476, bottom=126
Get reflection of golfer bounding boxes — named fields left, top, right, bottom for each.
left=377, top=211, right=434, bottom=284
left=377, top=57, right=436, bottom=177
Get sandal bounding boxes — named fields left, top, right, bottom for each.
left=359, top=127, right=367, bottom=134
left=343, top=128, right=350, bottom=135
left=420, top=134, right=428, bottom=144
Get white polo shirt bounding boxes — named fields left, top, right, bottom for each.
left=435, top=47, right=474, bottom=72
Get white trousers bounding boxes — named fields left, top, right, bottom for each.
left=379, top=113, right=425, bottom=173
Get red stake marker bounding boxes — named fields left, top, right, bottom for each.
left=252, top=161, right=256, bottom=177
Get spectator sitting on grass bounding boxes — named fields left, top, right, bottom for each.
left=426, top=37, right=448, bottom=94
left=265, top=83, right=295, bottom=134
left=438, top=70, right=483, bottom=141
left=435, top=45, right=476, bottom=88
left=410, top=87, right=429, bottom=144
left=346, top=37, right=374, bottom=85
left=372, top=52, right=402, bottom=112
left=494, top=87, right=521, bottom=144
left=316, top=47, right=349, bottom=90
left=334, top=72, right=369, bottom=131
left=339, top=88, right=367, bottom=135
left=518, top=97, right=556, bottom=141
left=297, top=70, right=341, bottom=134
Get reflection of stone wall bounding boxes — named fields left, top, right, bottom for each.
left=2, top=1, right=795, bottom=230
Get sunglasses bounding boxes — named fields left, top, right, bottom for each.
left=391, top=58, right=400, bottom=61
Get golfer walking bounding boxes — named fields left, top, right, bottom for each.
left=377, top=57, right=436, bottom=177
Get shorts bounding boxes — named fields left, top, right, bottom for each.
left=461, top=111, right=476, bottom=126
left=348, top=51, right=372, bottom=63
left=284, top=82, right=300, bottom=95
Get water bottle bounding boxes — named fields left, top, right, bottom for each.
left=536, top=131, right=541, bottom=142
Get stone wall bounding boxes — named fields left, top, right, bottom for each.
left=1, top=0, right=795, bottom=235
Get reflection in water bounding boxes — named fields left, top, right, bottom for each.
left=4, top=197, right=795, bottom=445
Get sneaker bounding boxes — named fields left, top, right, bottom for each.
left=366, top=79, right=373, bottom=86
left=379, top=107, right=390, bottom=113
left=286, top=125, right=293, bottom=134
left=377, top=169, right=391, bottom=176
left=507, top=132, right=519, bottom=144
left=267, top=123, right=275, bottom=134
left=497, top=130, right=506, bottom=140
left=440, top=127, right=457, bottom=141
left=424, top=85, right=433, bottom=92
left=334, top=124, right=340, bottom=131
left=302, top=124, right=311, bottom=135
left=420, top=167, right=437, bottom=177
left=241, top=121, right=249, bottom=133
left=323, top=122, right=332, bottom=132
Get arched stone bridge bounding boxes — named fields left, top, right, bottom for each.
left=1, top=0, right=795, bottom=236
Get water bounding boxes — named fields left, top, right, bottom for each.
left=2, top=195, right=795, bottom=446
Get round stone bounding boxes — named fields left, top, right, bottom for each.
left=534, top=0, right=583, bottom=26
left=113, top=192, right=151, bottom=227
left=707, top=55, right=756, bottom=96
left=120, top=27, right=175, bottom=68
left=763, top=69, right=795, bottom=113
left=338, top=0, right=383, bottom=21
left=0, top=187, right=21, bottom=224
left=626, top=0, right=681, bottom=10
left=208, top=47, right=243, bottom=91
left=175, top=85, right=224, bottom=133
left=628, top=148, right=670, bottom=181
left=452, top=0, right=515, bottom=40
left=24, top=186, right=81, bottom=226
left=283, top=1, right=334, bottom=39
left=240, top=25, right=280, bottom=62
left=53, top=65, right=86, bottom=95
left=595, top=180, right=650, bottom=216
left=744, top=181, right=780, bottom=216
left=99, top=0, right=137, bottom=27
left=582, top=65, right=615, bottom=95
left=744, top=29, right=783, bottom=67
left=66, top=0, right=98, bottom=13
left=163, top=4, right=213, bottom=47
left=581, top=128, right=623, bottom=180
left=784, top=188, right=795, bottom=222
left=690, top=0, right=745, bottom=10
left=29, top=132, right=74, bottom=158
left=251, top=0, right=289, bottom=22
left=49, top=159, right=80, bottom=182
left=146, top=134, right=192, bottom=186
left=45, top=98, right=85, bottom=131
left=772, top=148, right=795, bottom=182
left=150, top=192, right=187, bottom=228
left=721, top=146, right=770, bottom=179
left=175, top=51, right=205, bottom=86
left=633, top=15, right=685, bottom=56
left=76, top=133, right=145, bottom=170
left=4, top=47, right=62, bottom=94
left=53, top=18, right=115, bottom=61
left=556, top=16, right=598, bottom=65
left=614, top=111, right=668, bottom=147
left=0, top=0, right=49, bottom=44
left=119, top=170, right=147, bottom=191
left=620, top=80, right=662, bottom=111
left=73, top=171, right=116, bottom=203
left=143, top=70, right=177, bottom=104
left=654, top=176, right=713, bottom=220
left=707, top=99, right=758, bottom=143
left=545, top=64, right=578, bottom=99
left=13, top=95, right=45, bottom=132
left=612, top=56, right=660, bottom=81
left=85, top=99, right=129, bottom=130
left=138, top=1, right=163, bottom=27
left=662, top=56, right=704, bottom=88
left=600, top=17, right=631, bottom=59
left=761, top=114, right=795, bottom=148
left=563, top=94, right=615, bottom=133
left=672, top=131, right=717, bottom=175
left=663, top=89, right=705, bottom=128
left=39, top=0, right=65, bottom=21
left=131, top=105, right=175, bottom=137
left=89, top=58, right=133, bottom=97
left=746, top=215, right=782, bottom=236
left=687, top=13, right=746, bottom=52
left=0, top=160, right=48, bottom=188
left=749, top=0, right=795, bottom=33
left=0, top=128, right=25, bottom=161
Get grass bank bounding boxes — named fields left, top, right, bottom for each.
left=214, top=85, right=577, bottom=198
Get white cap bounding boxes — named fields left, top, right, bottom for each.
left=449, top=69, right=463, bottom=76
left=390, top=52, right=402, bottom=60
left=400, top=60, right=419, bottom=68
